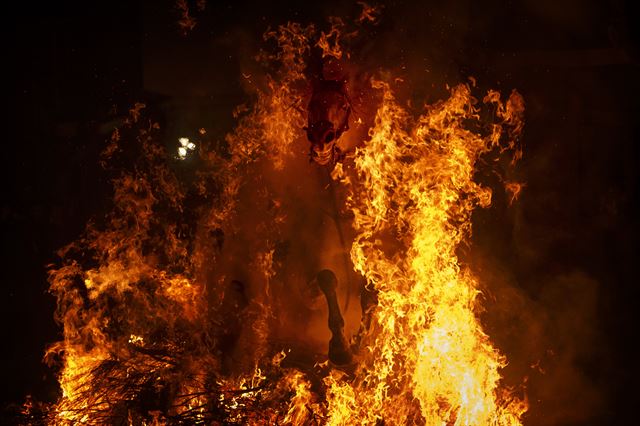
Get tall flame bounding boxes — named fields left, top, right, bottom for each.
left=36, top=9, right=528, bottom=425
left=325, top=80, right=527, bottom=424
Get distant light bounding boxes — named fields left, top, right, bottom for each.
left=177, top=137, right=196, bottom=160
left=128, top=334, right=144, bottom=345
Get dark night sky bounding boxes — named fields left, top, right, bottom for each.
left=4, top=0, right=639, bottom=424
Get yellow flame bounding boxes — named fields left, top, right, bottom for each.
left=41, top=12, right=528, bottom=426
left=323, top=80, right=527, bottom=424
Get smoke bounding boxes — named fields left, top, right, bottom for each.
left=474, top=251, right=605, bottom=425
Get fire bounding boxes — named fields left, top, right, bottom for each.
left=357, top=1, right=382, bottom=24
left=175, top=0, right=206, bottom=36
left=504, top=181, right=525, bottom=205
left=32, top=7, right=528, bottom=425
left=325, top=81, right=527, bottom=425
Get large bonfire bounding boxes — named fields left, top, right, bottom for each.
left=31, top=8, right=528, bottom=426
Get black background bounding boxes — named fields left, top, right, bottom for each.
left=4, top=0, right=639, bottom=424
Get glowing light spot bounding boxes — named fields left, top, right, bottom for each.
left=177, top=137, right=196, bottom=159
left=128, top=334, right=144, bottom=345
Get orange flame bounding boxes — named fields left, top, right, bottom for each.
left=357, top=2, right=382, bottom=25
left=505, top=181, right=525, bottom=205
left=40, top=12, right=528, bottom=426
left=176, top=0, right=196, bottom=35
left=323, top=80, right=527, bottom=424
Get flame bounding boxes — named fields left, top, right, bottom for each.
left=317, top=18, right=346, bottom=60
left=357, top=1, right=382, bottom=24
left=175, top=0, right=196, bottom=35
left=324, top=80, right=527, bottom=424
left=504, top=181, right=525, bottom=205
left=36, top=11, right=528, bottom=426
